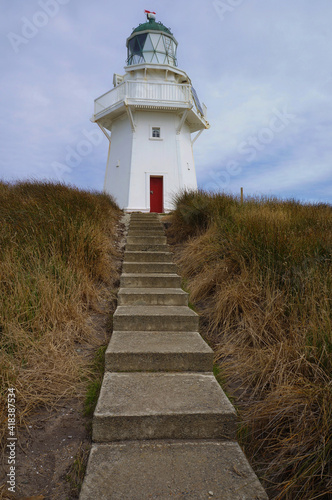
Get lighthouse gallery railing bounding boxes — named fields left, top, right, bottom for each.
left=94, top=81, right=192, bottom=115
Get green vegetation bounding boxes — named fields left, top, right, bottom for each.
left=83, top=346, right=107, bottom=418
left=0, top=181, right=121, bottom=444
left=168, top=190, right=332, bottom=500
left=66, top=442, right=90, bottom=498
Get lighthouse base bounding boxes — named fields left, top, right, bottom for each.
left=103, top=110, right=198, bottom=213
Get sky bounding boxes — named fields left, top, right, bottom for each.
left=1, top=0, right=332, bottom=204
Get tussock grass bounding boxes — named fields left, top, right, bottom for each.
left=168, top=190, right=332, bottom=499
left=0, top=181, right=121, bottom=443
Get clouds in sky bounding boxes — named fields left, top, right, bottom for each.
left=1, top=0, right=332, bottom=203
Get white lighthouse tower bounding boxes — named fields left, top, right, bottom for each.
left=92, top=11, right=209, bottom=212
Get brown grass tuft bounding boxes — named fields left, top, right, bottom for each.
left=0, top=181, right=121, bottom=444
left=168, top=190, right=332, bottom=499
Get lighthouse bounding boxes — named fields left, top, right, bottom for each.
left=92, top=11, right=209, bottom=212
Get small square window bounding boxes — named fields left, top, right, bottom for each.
left=152, top=127, right=161, bottom=138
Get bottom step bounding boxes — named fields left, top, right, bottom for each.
left=80, top=440, right=268, bottom=500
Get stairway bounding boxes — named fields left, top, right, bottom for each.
left=80, top=213, right=268, bottom=499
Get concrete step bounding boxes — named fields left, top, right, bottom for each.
left=118, top=288, right=188, bottom=306
left=105, top=331, right=213, bottom=372
left=113, top=305, right=198, bottom=331
left=126, top=235, right=167, bottom=245
left=129, top=219, right=160, bottom=224
left=130, top=217, right=161, bottom=222
left=120, top=273, right=181, bottom=288
left=129, top=221, right=160, bottom=224
left=125, top=243, right=169, bottom=252
left=122, top=262, right=177, bottom=274
left=80, top=440, right=269, bottom=500
left=128, top=229, right=165, bottom=236
left=93, top=372, right=236, bottom=442
left=124, top=251, right=173, bottom=262
left=130, top=215, right=160, bottom=221
left=129, top=224, right=163, bottom=230
left=130, top=212, right=159, bottom=215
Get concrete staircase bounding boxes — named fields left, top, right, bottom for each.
left=80, top=213, right=268, bottom=500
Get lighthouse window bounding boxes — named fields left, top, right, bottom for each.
left=152, top=127, right=161, bottom=138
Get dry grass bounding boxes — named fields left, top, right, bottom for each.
left=168, top=190, right=332, bottom=499
left=0, top=181, right=121, bottom=444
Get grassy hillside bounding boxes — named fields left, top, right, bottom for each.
left=167, top=190, right=332, bottom=500
left=0, top=181, right=121, bottom=447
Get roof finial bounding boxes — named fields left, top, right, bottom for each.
left=144, top=10, right=156, bottom=22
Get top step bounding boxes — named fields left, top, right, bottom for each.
left=130, top=214, right=160, bottom=219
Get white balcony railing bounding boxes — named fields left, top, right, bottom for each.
left=94, top=81, right=192, bottom=115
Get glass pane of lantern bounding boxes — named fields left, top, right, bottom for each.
left=144, top=35, right=154, bottom=52
left=155, top=36, right=166, bottom=52
left=150, top=33, right=161, bottom=49
left=128, top=38, right=136, bottom=55
left=144, top=51, right=154, bottom=63
left=136, top=34, right=147, bottom=51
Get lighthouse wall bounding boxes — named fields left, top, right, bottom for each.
left=176, top=122, right=198, bottom=192
left=104, top=115, right=133, bottom=209
left=126, top=111, right=197, bottom=212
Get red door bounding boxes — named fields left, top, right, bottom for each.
left=150, top=177, right=163, bottom=213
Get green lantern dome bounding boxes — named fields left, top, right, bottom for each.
left=126, top=11, right=178, bottom=67
left=132, top=20, right=173, bottom=35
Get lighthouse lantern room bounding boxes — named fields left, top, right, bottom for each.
left=92, top=11, right=209, bottom=212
